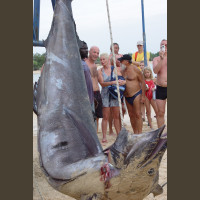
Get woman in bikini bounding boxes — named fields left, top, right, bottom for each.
left=143, top=67, right=158, bottom=129
left=98, top=53, right=125, bottom=143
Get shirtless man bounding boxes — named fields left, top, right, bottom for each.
left=118, top=54, right=146, bottom=134
left=85, top=46, right=103, bottom=132
left=153, top=39, right=167, bottom=128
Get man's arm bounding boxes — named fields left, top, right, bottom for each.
left=137, top=69, right=146, bottom=103
left=153, top=51, right=165, bottom=74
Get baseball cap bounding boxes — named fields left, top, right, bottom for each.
left=137, top=41, right=143, bottom=46
left=117, top=54, right=132, bottom=62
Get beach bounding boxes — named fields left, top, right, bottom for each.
left=33, top=103, right=167, bottom=200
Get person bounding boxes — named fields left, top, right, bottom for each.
left=109, top=43, right=123, bottom=62
left=153, top=39, right=167, bottom=128
left=143, top=67, right=158, bottom=129
left=98, top=53, right=125, bottom=143
left=118, top=54, right=146, bottom=134
left=110, top=55, right=127, bottom=117
left=108, top=43, right=124, bottom=134
left=138, top=60, right=146, bottom=121
left=85, top=46, right=103, bottom=132
left=132, top=41, right=150, bottom=69
left=79, top=41, right=94, bottom=106
left=139, top=60, right=145, bottom=71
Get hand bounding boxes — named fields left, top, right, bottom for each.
left=118, top=79, right=126, bottom=86
left=112, top=80, right=117, bottom=85
left=159, top=50, right=165, bottom=60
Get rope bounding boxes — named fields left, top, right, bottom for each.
left=105, top=0, right=124, bottom=127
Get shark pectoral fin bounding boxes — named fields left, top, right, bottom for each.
left=152, top=184, right=163, bottom=197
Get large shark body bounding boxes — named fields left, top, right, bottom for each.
left=36, top=1, right=167, bottom=200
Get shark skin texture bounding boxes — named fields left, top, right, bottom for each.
left=36, top=1, right=167, bottom=200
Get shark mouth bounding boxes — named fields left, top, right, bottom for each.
left=139, top=130, right=167, bottom=168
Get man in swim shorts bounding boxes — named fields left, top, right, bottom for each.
left=85, top=46, right=103, bottom=132
left=153, top=39, right=167, bottom=128
left=118, top=54, right=146, bottom=134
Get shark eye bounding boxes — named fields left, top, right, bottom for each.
left=147, top=168, right=155, bottom=176
left=52, top=141, right=68, bottom=150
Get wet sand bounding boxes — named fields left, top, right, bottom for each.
left=33, top=104, right=167, bottom=200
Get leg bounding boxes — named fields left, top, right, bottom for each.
left=109, top=110, right=115, bottom=135
left=150, top=99, right=159, bottom=118
left=132, top=94, right=143, bottom=134
left=111, top=107, right=121, bottom=135
left=94, top=91, right=103, bottom=133
left=141, top=102, right=146, bottom=121
left=122, top=102, right=126, bottom=117
left=102, top=107, right=110, bottom=142
left=125, top=100, right=136, bottom=133
left=120, top=103, right=126, bottom=127
left=96, top=118, right=99, bottom=133
left=156, top=99, right=166, bottom=128
left=145, top=97, right=152, bottom=129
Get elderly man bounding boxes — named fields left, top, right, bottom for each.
left=118, top=54, right=146, bottom=134
left=153, top=39, right=167, bottom=128
left=85, top=46, right=103, bottom=132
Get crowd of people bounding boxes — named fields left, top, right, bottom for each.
left=79, top=39, right=167, bottom=143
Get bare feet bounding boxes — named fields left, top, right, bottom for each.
left=102, top=138, right=108, bottom=143
left=109, top=131, right=115, bottom=136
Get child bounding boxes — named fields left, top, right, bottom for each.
left=139, top=61, right=146, bottom=121
left=143, top=67, right=158, bottom=129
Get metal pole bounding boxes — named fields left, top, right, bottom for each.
left=33, top=40, right=44, bottom=47
left=141, top=0, right=148, bottom=67
left=33, top=0, right=40, bottom=42
left=51, top=0, right=56, bottom=10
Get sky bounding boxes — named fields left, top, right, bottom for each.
left=33, top=0, right=167, bottom=55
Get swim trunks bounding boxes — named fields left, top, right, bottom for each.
left=156, top=85, right=167, bottom=100
left=125, top=90, right=142, bottom=105
left=94, top=91, right=103, bottom=118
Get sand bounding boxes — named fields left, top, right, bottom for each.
left=33, top=70, right=41, bottom=74
left=33, top=104, right=167, bottom=200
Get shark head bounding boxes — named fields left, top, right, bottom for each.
left=106, top=125, right=167, bottom=199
